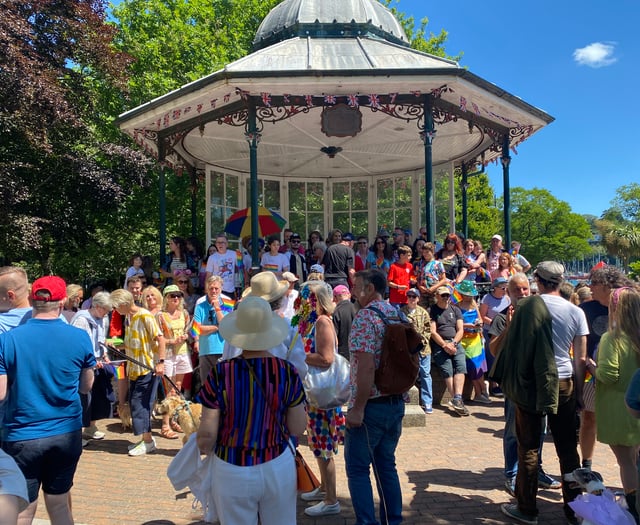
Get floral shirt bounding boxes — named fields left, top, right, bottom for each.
left=348, top=299, right=399, bottom=405
left=415, top=259, right=445, bottom=288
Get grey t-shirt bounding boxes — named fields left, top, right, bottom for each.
left=540, top=294, right=589, bottom=379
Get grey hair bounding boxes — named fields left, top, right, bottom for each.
left=91, top=291, right=112, bottom=309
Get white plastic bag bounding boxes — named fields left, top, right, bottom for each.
left=303, top=352, right=351, bottom=409
left=166, top=434, right=219, bottom=523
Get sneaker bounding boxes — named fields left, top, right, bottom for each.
left=300, top=487, right=326, bottom=502
left=83, top=425, right=105, bottom=440
left=449, top=398, right=470, bottom=416
left=82, top=439, right=90, bottom=448
left=490, top=386, right=504, bottom=398
left=504, top=478, right=516, bottom=497
left=304, top=501, right=341, bottom=517
left=538, top=470, right=561, bottom=489
left=500, top=503, right=538, bottom=525
left=424, top=404, right=433, bottom=414
left=128, top=438, right=157, bottom=456
left=474, top=393, right=492, bottom=404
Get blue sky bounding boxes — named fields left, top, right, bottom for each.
left=397, top=0, right=639, bottom=217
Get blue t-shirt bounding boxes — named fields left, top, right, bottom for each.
left=0, top=318, right=96, bottom=441
left=193, top=298, right=227, bottom=356
left=0, top=307, right=31, bottom=334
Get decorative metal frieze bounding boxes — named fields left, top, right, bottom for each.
left=256, top=104, right=312, bottom=125
left=216, top=109, right=249, bottom=128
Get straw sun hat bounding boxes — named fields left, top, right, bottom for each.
left=219, top=296, right=289, bottom=351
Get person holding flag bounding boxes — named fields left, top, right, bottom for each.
left=192, top=275, right=234, bottom=384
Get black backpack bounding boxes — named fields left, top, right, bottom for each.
left=366, top=306, right=424, bottom=395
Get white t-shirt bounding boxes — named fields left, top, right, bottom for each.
left=277, top=290, right=299, bottom=320
left=205, top=251, right=237, bottom=293
left=540, top=294, right=589, bottom=379
left=260, top=252, right=290, bottom=274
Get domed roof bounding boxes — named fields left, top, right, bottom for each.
left=253, top=0, right=409, bottom=50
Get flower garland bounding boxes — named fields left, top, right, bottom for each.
left=291, top=283, right=318, bottom=354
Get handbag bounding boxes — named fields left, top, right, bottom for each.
left=303, top=352, right=351, bottom=409
left=242, top=357, right=320, bottom=492
left=295, top=449, right=321, bottom=492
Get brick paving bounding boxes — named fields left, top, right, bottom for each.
left=34, top=399, right=621, bottom=525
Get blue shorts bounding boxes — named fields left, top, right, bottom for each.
left=2, top=430, right=82, bottom=502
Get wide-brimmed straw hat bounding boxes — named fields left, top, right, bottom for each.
left=219, top=296, right=289, bottom=350
left=241, top=271, right=288, bottom=302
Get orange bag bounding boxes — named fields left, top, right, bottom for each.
left=295, top=450, right=320, bottom=492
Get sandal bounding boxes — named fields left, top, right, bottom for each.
left=160, top=426, right=179, bottom=439
left=170, top=420, right=183, bottom=433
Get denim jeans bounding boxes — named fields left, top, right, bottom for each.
left=515, top=378, right=581, bottom=520
left=504, top=399, right=548, bottom=480
left=418, top=354, right=433, bottom=408
left=345, top=398, right=405, bottom=525
left=129, top=373, right=160, bottom=436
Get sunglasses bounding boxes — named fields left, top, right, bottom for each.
left=177, top=280, right=189, bottom=284
left=445, top=240, right=455, bottom=244
left=357, top=241, right=368, bottom=245
left=439, top=293, right=451, bottom=298
left=291, top=239, right=301, bottom=243
left=167, top=293, right=182, bottom=299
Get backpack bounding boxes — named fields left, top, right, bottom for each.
left=366, top=306, right=424, bottom=395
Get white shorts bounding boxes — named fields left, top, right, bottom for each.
left=164, top=353, right=193, bottom=378
left=0, top=449, right=29, bottom=512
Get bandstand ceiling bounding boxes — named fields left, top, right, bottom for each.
left=116, top=0, right=554, bottom=178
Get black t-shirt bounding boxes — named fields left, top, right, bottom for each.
left=333, top=299, right=356, bottom=360
left=322, top=244, right=354, bottom=285
left=429, top=303, right=462, bottom=350
left=579, top=300, right=608, bottom=359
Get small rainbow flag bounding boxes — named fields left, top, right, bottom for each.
left=105, top=361, right=126, bottom=380
left=190, top=320, right=202, bottom=338
left=477, top=267, right=488, bottom=279
left=221, top=297, right=235, bottom=313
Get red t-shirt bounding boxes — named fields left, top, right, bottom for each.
left=388, top=261, right=412, bottom=304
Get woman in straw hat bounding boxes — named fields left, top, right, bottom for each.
left=197, top=296, right=307, bottom=525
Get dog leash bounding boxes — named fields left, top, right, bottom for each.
left=100, top=342, right=182, bottom=395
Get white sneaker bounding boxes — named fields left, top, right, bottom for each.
left=301, top=487, right=326, bottom=501
left=304, top=501, right=340, bottom=517
left=128, top=438, right=157, bottom=456
left=83, top=425, right=105, bottom=440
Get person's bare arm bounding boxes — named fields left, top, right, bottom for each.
left=286, top=403, right=308, bottom=436
left=305, top=316, right=335, bottom=368
left=0, top=375, right=6, bottom=402
left=79, top=367, right=95, bottom=395
left=572, top=334, right=587, bottom=409
left=346, top=352, right=375, bottom=428
left=197, top=407, right=221, bottom=455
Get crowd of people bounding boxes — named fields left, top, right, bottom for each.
left=1, top=225, right=640, bottom=525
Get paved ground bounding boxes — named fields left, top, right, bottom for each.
left=34, top=399, right=621, bottom=525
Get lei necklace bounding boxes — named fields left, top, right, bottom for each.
left=291, top=283, right=318, bottom=354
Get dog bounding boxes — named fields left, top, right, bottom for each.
left=118, top=402, right=132, bottom=431
left=157, top=396, right=202, bottom=444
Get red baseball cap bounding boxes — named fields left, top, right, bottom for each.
left=30, top=276, right=67, bottom=302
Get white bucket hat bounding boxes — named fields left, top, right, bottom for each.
left=241, top=271, right=289, bottom=302
left=219, top=296, right=289, bottom=351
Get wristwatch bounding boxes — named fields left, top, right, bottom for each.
left=156, top=359, right=165, bottom=364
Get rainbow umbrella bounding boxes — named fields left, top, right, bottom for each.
left=224, top=206, right=287, bottom=238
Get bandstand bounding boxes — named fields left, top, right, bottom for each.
left=116, top=0, right=553, bottom=264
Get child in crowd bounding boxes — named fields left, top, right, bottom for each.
left=124, top=253, right=146, bottom=288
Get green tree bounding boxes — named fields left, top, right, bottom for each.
left=0, top=0, right=152, bottom=279
left=509, top=187, right=592, bottom=266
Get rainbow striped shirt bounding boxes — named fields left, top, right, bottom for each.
left=200, top=356, right=306, bottom=466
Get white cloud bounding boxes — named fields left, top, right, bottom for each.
left=573, top=42, right=617, bottom=68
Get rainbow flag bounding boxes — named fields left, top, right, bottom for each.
left=445, top=283, right=463, bottom=304
left=105, top=361, right=126, bottom=380
left=221, top=297, right=235, bottom=313
left=477, top=267, right=488, bottom=280
left=190, top=320, right=202, bottom=338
